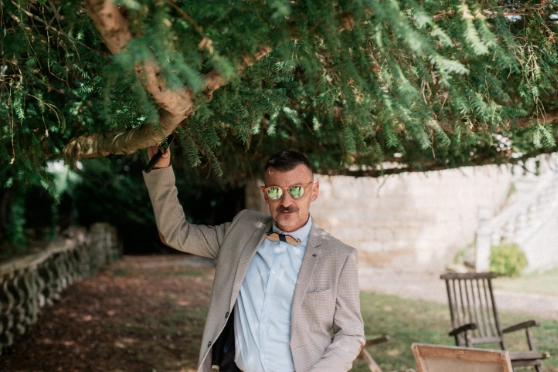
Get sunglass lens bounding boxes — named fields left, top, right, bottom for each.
left=289, top=185, right=305, bottom=199
left=267, top=186, right=282, bottom=200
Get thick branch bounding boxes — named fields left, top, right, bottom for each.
left=64, top=0, right=194, bottom=159
left=85, top=0, right=194, bottom=122
left=516, top=109, right=558, bottom=128
left=62, top=124, right=165, bottom=159
left=84, top=0, right=131, bottom=54
left=200, top=46, right=272, bottom=101
left=431, top=108, right=558, bottom=135
left=432, top=7, right=554, bottom=22
left=321, top=149, right=557, bottom=178
left=136, top=61, right=193, bottom=128
left=64, top=0, right=271, bottom=160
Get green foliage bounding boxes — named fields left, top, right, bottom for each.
left=490, top=242, right=528, bottom=277
left=4, top=192, right=27, bottom=251
left=1, top=0, right=558, bottom=187
left=0, top=148, right=245, bottom=257
left=70, top=157, right=156, bottom=228
left=2, top=0, right=557, bottom=258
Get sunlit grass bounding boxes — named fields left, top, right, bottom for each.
left=353, top=291, right=558, bottom=372
left=494, top=268, right=558, bottom=297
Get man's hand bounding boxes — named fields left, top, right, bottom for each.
left=147, top=146, right=171, bottom=169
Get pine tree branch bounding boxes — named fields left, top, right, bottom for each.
left=165, top=0, right=204, bottom=36
left=432, top=7, right=549, bottom=21
left=515, top=108, right=558, bottom=128
left=9, top=0, right=98, bottom=57
left=84, top=0, right=194, bottom=126
left=83, top=0, right=132, bottom=54
left=63, top=0, right=192, bottom=159
left=61, top=124, right=166, bottom=159
left=63, top=0, right=271, bottom=160
left=431, top=108, right=558, bottom=135
left=322, top=148, right=558, bottom=178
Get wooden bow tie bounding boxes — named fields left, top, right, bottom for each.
left=265, top=231, right=301, bottom=246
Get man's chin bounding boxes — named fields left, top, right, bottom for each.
left=277, top=218, right=309, bottom=233
left=275, top=215, right=297, bottom=227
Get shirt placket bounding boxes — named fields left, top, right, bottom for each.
left=259, top=241, right=286, bottom=369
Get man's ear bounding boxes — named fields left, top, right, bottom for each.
left=310, top=182, right=319, bottom=202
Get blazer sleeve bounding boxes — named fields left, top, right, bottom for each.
left=143, top=166, right=229, bottom=259
left=309, top=248, right=365, bottom=371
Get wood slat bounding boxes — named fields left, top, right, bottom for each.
left=412, top=343, right=513, bottom=372
left=440, top=272, right=498, bottom=280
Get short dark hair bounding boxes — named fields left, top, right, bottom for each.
left=265, top=150, right=312, bottom=174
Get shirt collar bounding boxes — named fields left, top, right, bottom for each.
left=272, top=215, right=313, bottom=243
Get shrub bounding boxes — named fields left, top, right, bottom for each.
left=490, top=243, right=528, bottom=277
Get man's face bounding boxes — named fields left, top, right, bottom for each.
left=261, top=164, right=319, bottom=232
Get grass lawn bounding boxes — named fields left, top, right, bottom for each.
left=494, top=268, right=558, bottom=297
left=353, top=291, right=558, bottom=372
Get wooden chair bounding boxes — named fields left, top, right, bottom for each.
left=440, top=272, right=550, bottom=372
left=412, top=343, right=513, bottom=372
left=359, top=335, right=390, bottom=372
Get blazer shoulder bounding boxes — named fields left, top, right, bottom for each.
left=311, top=225, right=356, bottom=257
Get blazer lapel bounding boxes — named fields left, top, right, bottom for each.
left=291, top=225, right=323, bottom=318
left=229, top=218, right=273, bottom=309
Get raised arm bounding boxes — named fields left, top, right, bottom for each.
left=142, top=147, right=229, bottom=259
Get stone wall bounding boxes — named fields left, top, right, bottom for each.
left=246, top=165, right=520, bottom=272
left=0, top=223, right=117, bottom=354
left=521, top=212, right=558, bottom=272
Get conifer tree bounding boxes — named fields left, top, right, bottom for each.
left=1, top=0, right=558, bottom=186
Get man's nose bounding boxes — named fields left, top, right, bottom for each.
left=279, top=189, right=295, bottom=204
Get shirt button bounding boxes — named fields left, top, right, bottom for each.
left=225, top=312, right=229, bottom=318
left=261, top=353, right=265, bottom=359
left=271, top=270, right=276, bottom=274
left=208, top=341, right=212, bottom=347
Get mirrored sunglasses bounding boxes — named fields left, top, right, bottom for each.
left=263, top=182, right=314, bottom=200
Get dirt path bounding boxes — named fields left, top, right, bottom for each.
left=2, top=256, right=556, bottom=372
left=358, top=267, right=558, bottom=320
left=1, top=255, right=215, bottom=372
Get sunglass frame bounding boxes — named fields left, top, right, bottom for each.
left=263, top=181, right=314, bottom=200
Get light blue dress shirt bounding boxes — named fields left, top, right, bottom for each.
left=234, top=217, right=313, bottom=372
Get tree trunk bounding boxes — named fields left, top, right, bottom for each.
left=63, top=0, right=270, bottom=160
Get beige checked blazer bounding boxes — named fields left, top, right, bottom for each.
left=144, top=167, right=365, bottom=372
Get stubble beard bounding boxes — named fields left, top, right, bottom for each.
left=274, top=205, right=306, bottom=231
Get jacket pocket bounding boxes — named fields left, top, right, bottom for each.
left=303, top=289, right=336, bottom=333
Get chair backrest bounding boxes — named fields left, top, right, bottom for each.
left=412, top=343, right=513, bottom=372
left=440, top=272, right=505, bottom=348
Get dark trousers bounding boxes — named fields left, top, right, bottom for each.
left=211, top=308, right=240, bottom=372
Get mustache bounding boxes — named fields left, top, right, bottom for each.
left=276, top=205, right=299, bottom=213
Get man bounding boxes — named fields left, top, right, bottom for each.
left=143, top=148, right=365, bottom=372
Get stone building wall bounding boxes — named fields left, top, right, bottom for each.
left=521, top=212, right=558, bottom=272
left=246, top=165, right=520, bottom=272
